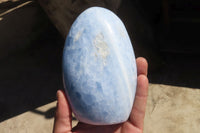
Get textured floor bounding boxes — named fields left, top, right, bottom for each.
left=1, top=84, right=200, bottom=133
left=144, top=84, right=200, bottom=133
left=0, top=101, right=78, bottom=133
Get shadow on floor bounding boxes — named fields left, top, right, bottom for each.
left=0, top=0, right=65, bottom=122
left=31, top=107, right=77, bottom=120
left=31, top=107, right=56, bottom=119
left=1, top=34, right=199, bottom=122
left=148, top=53, right=200, bottom=89
left=0, top=24, right=64, bottom=122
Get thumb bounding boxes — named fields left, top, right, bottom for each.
left=53, top=90, right=72, bottom=133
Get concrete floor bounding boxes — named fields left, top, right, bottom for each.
left=0, top=102, right=57, bottom=133
left=144, top=84, right=200, bottom=133
left=0, top=101, right=78, bottom=133
left=1, top=83, right=200, bottom=133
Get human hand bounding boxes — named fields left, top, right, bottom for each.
left=53, top=57, right=149, bottom=133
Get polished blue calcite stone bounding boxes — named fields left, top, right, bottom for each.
left=63, top=7, right=137, bottom=125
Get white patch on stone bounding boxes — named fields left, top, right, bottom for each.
left=74, top=30, right=83, bottom=42
left=94, top=33, right=109, bottom=65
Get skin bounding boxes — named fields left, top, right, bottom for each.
left=53, top=57, right=149, bottom=133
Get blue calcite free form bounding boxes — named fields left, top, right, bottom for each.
left=63, top=7, right=137, bottom=125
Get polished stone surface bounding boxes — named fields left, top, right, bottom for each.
left=63, top=7, right=137, bottom=125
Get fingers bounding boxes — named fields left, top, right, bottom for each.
left=129, top=57, right=149, bottom=130
left=136, top=57, right=148, bottom=76
left=53, top=90, right=72, bottom=133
